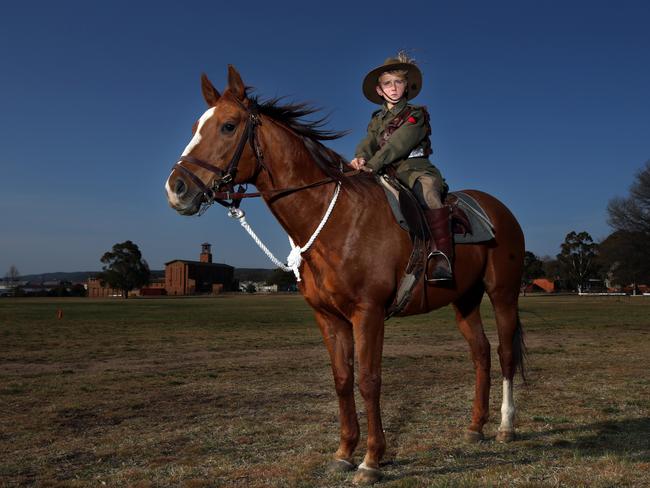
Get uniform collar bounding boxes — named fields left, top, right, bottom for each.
left=381, top=98, right=408, bottom=118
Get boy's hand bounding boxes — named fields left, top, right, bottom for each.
left=350, top=157, right=366, bottom=170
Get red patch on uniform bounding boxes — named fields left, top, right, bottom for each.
left=407, top=116, right=417, bottom=124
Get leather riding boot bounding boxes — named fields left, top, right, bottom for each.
left=424, top=206, right=453, bottom=281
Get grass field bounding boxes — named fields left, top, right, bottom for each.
left=1, top=295, right=649, bottom=487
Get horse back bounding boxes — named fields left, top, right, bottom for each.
left=299, top=184, right=523, bottom=320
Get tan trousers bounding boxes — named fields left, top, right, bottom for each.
left=394, top=160, right=446, bottom=210
left=412, top=174, right=444, bottom=209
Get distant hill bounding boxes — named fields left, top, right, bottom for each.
left=20, top=271, right=100, bottom=283
left=19, top=268, right=273, bottom=284
left=21, top=270, right=165, bottom=284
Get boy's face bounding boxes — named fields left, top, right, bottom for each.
left=376, top=72, right=407, bottom=104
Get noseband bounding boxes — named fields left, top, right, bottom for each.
left=173, top=98, right=265, bottom=209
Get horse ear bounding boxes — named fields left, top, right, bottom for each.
left=201, top=73, right=220, bottom=106
left=227, top=65, right=246, bottom=100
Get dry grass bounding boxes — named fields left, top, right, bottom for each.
left=1, top=295, right=649, bottom=487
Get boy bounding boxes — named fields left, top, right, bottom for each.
left=350, top=52, right=452, bottom=281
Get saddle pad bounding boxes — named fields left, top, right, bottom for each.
left=451, top=191, right=495, bottom=244
left=379, top=178, right=495, bottom=244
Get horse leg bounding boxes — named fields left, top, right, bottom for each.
left=350, top=306, right=386, bottom=485
left=489, top=291, right=523, bottom=443
left=453, top=283, right=491, bottom=442
left=480, top=198, right=525, bottom=443
left=314, top=310, right=359, bottom=471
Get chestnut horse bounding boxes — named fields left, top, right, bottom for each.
left=165, top=66, right=526, bottom=484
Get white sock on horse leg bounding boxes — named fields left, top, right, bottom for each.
left=499, top=377, right=515, bottom=432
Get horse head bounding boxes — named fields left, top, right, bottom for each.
left=165, top=66, right=262, bottom=215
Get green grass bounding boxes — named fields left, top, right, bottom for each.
left=1, top=295, right=649, bottom=487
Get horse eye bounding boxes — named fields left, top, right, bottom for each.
left=221, top=122, right=236, bottom=134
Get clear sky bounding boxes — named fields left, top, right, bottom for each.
left=1, top=1, right=649, bottom=275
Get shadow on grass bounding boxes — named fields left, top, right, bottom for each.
left=379, top=417, right=650, bottom=482
left=520, top=416, right=650, bottom=460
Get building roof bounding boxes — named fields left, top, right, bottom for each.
left=532, top=278, right=555, bottom=293
left=164, top=260, right=234, bottom=269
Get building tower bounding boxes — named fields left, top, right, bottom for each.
left=200, top=243, right=212, bottom=263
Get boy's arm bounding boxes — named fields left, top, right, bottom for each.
left=365, top=108, right=428, bottom=172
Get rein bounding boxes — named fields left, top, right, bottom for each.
left=214, top=169, right=362, bottom=202
left=173, top=98, right=362, bottom=210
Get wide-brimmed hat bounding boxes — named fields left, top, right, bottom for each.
left=362, top=56, right=423, bottom=105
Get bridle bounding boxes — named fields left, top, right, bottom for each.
left=172, top=98, right=266, bottom=211
left=172, top=97, right=363, bottom=213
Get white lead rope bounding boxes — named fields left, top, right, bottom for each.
left=228, top=182, right=341, bottom=282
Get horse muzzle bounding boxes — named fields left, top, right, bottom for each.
left=165, top=172, right=205, bottom=216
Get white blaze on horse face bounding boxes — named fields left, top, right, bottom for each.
left=165, top=170, right=180, bottom=206
left=182, top=107, right=216, bottom=156
left=166, top=107, right=217, bottom=206
left=499, top=378, right=515, bottom=433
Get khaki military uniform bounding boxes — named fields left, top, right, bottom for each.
left=357, top=55, right=453, bottom=280
left=354, top=99, right=445, bottom=208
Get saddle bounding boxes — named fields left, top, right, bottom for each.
left=379, top=174, right=490, bottom=242
left=378, top=174, right=496, bottom=318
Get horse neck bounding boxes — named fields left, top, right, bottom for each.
left=253, top=120, right=341, bottom=246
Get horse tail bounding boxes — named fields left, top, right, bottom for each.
left=512, top=310, right=528, bottom=383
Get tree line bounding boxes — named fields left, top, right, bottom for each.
left=524, top=161, right=650, bottom=293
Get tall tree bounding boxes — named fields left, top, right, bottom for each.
left=98, top=241, right=150, bottom=299
left=606, top=161, right=650, bottom=291
left=541, top=256, right=561, bottom=282
left=557, top=231, right=599, bottom=293
left=598, top=231, right=650, bottom=292
left=522, top=251, right=544, bottom=290
left=608, top=160, right=650, bottom=234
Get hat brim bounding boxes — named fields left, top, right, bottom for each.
left=362, top=62, right=422, bottom=105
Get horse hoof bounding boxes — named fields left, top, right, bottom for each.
left=327, top=458, right=356, bottom=473
left=353, top=465, right=382, bottom=485
left=464, top=430, right=484, bottom=443
left=496, top=430, right=516, bottom=443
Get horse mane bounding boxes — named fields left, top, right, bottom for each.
left=248, top=91, right=370, bottom=188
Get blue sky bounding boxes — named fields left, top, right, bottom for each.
left=1, top=1, right=649, bottom=275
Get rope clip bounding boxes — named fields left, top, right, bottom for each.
left=228, top=207, right=245, bottom=220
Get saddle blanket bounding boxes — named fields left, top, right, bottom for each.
left=380, top=178, right=495, bottom=244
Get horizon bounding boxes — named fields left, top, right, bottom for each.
left=2, top=1, right=649, bottom=275
left=7, top=266, right=279, bottom=286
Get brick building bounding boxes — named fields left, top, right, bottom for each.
left=87, top=277, right=123, bottom=298
left=165, top=243, right=234, bottom=296
left=139, top=279, right=167, bottom=296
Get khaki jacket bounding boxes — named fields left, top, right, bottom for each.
left=354, top=99, right=441, bottom=187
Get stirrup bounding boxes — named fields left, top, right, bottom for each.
left=425, top=251, right=452, bottom=282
